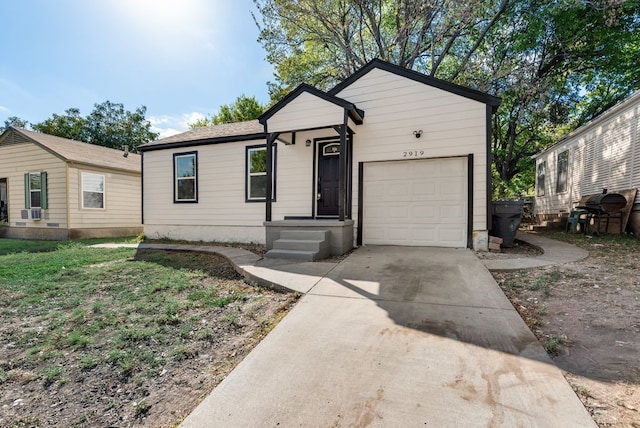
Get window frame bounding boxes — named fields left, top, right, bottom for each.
left=81, top=172, right=106, bottom=210
left=556, top=150, right=569, bottom=194
left=536, top=161, right=546, bottom=197
left=173, top=151, right=198, bottom=203
left=25, top=171, right=47, bottom=209
left=28, top=172, right=42, bottom=208
left=245, top=144, right=276, bottom=202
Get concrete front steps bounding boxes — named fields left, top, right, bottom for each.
left=265, top=229, right=330, bottom=261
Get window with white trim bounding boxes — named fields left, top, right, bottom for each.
left=537, top=162, right=546, bottom=197
left=82, top=172, right=105, bottom=209
left=25, top=171, right=48, bottom=209
left=556, top=150, right=569, bottom=193
left=246, top=145, right=276, bottom=202
left=174, top=152, right=198, bottom=202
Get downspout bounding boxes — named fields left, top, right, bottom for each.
left=66, top=162, right=71, bottom=239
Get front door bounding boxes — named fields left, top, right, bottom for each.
left=317, top=142, right=340, bottom=217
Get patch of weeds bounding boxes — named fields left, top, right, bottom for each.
left=133, top=400, right=151, bottom=418
left=501, top=279, right=523, bottom=293
left=172, top=345, right=198, bottom=362
left=107, top=349, right=137, bottom=377
left=118, top=327, right=156, bottom=344
left=535, top=307, right=548, bottom=316
left=224, top=313, right=241, bottom=328
left=198, top=328, right=214, bottom=341
left=544, top=335, right=566, bottom=356
left=529, top=277, right=551, bottom=296
left=0, top=368, right=7, bottom=384
left=79, top=354, right=97, bottom=371
left=92, top=301, right=105, bottom=313
left=41, top=365, right=64, bottom=387
left=67, top=331, right=91, bottom=350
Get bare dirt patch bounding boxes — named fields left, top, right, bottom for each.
left=0, top=248, right=298, bottom=427
left=490, top=232, right=640, bottom=427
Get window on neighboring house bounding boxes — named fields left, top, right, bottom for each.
left=246, top=145, right=276, bottom=202
left=82, top=172, right=105, bottom=209
left=24, top=172, right=48, bottom=209
left=556, top=150, right=569, bottom=193
left=174, top=151, right=198, bottom=202
left=536, top=162, right=546, bottom=197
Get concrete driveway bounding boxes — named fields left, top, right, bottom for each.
left=182, top=246, right=595, bottom=427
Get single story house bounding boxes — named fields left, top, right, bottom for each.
left=0, top=127, right=142, bottom=240
left=533, top=90, right=640, bottom=233
left=140, top=59, right=501, bottom=258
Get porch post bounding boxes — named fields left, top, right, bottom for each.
left=264, top=131, right=279, bottom=222
left=338, top=110, right=348, bottom=222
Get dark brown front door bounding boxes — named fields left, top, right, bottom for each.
left=317, top=142, right=340, bottom=217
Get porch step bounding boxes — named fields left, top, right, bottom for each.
left=264, top=249, right=319, bottom=261
left=266, top=229, right=331, bottom=261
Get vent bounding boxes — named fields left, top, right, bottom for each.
left=21, top=209, right=29, bottom=219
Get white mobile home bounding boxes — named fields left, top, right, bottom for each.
left=533, top=91, right=640, bottom=233
left=0, top=127, right=142, bottom=240
left=141, top=60, right=500, bottom=258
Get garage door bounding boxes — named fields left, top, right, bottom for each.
left=363, top=157, right=467, bottom=247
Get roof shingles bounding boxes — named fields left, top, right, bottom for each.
left=10, top=128, right=141, bottom=173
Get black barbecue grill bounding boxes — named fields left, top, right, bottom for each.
left=577, top=192, right=628, bottom=234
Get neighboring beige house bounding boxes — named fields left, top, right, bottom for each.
left=141, top=59, right=500, bottom=258
left=0, top=127, right=142, bottom=240
left=533, top=91, right=640, bottom=232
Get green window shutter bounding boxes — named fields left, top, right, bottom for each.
left=41, top=172, right=48, bottom=209
left=24, top=173, right=30, bottom=209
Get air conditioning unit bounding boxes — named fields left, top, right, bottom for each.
left=30, top=208, right=42, bottom=220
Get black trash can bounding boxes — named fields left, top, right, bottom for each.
left=492, top=201, right=524, bottom=247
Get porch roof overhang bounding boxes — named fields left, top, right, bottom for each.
left=258, top=84, right=364, bottom=143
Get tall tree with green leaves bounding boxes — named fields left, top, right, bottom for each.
left=0, top=116, right=29, bottom=133
left=189, top=95, right=266, bottom=128
left=253, top=0, right=640, bottom=197
left=32, top=101, right=158, bottom=150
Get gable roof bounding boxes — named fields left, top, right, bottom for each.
left=258, top=84, right=364, bottom=126
left=329, top=59, right=501, bottom=110
left=0, top=127, right=141, bottom=173
left=140, top=120, right=265, bottom=152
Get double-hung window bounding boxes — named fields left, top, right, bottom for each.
left=174, top=151, right=198, bottom=202
left=536, top=162, right=546, bottom=197
left=246, top=145, right=275, bottom=202
left=556, top=150, right=569, bottom=193
left=24, top=172, right=48, bottom=209
left=82, top=172, right=105, bottom=209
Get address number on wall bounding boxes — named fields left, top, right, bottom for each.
left=403, top=150, right=425, bottom=158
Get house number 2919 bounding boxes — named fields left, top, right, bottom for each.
left=403, top=150, right=425, bottom=158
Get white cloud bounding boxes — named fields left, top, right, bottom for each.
left=0, top=105, right=9, bottom=113
left=149, top=112, right=207, bottom=139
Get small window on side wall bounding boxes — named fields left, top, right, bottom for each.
left=174, top=152, right=198, bottom=203
left=24, top=171, right=48, bottom=209
left=556, top=150, right=569, bottom=193
left=246, top=145, right=276, bottom=202
left=82, top=172, right=105, bottom=209
left=537, top=161, right=546, bottom=197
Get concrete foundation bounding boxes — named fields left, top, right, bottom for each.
left=0, top=226, right=142, bottom=240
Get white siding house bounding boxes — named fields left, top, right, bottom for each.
left=141, top=60, right=500, bottom=255
left=0, top=127, right=142, bottom=240
left=533, top=91, right=640, bottom=232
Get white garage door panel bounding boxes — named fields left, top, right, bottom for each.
left=363, top=157, right=467, bottom=247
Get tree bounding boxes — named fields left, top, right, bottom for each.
left=1, top=116, right=29, bottom=132
left=253, top=0, right=640, bottom=196
left=189, top=95, right=266, bottom=128
left=32, top=101, right=158, bottom=150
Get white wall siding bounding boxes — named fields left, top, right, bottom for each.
left=535, top=94, right=640, bottom=215
left=0, top=141, right=68, bottom=228
left=143, top=140, right=267, bottom=243
left=67, top=165, right=141, bottom=229
left=336, top=67, right=488, bottom=232
left=267, top=92, right=345, bottom=133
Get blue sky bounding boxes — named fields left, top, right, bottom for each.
left=0, top=0, right=273, bottom=137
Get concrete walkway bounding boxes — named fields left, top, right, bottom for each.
left=481, top=231, right=589, bottom=271
left=93, top=239, right=595, bottom=426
